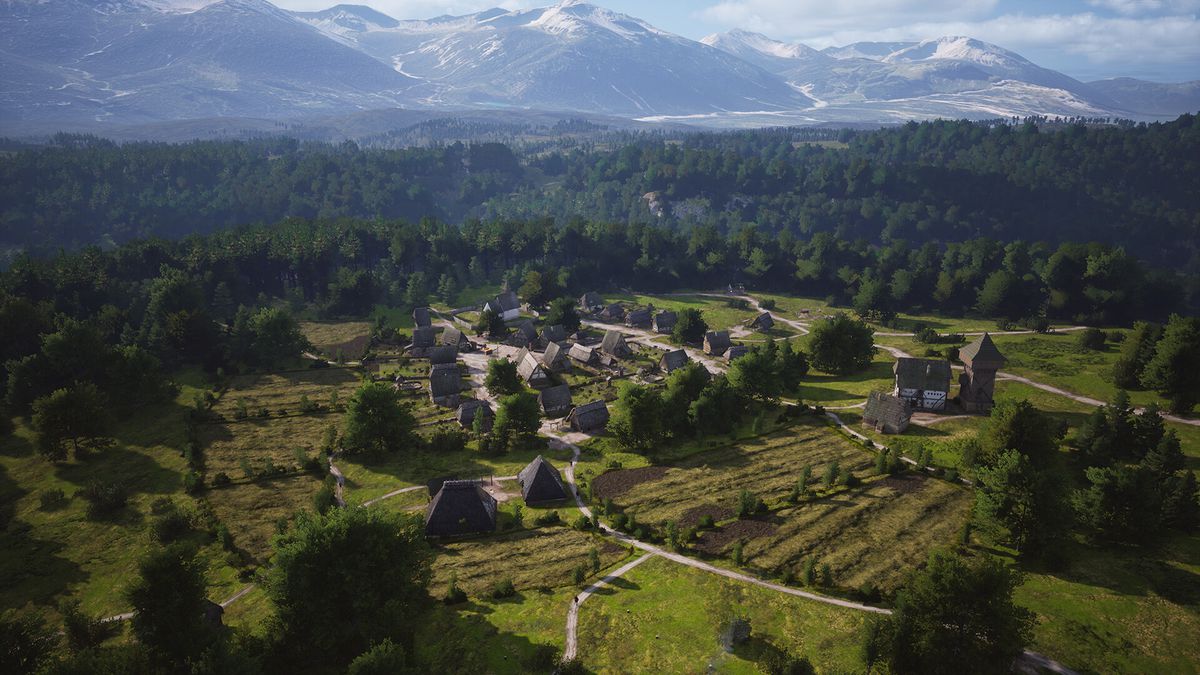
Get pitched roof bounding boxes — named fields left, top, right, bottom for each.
left=568, top=399, right=610, bottom=432
left=725, top=345, right=749, bottom=362
left=541, top=324, right=568, bottom=344
left=510, top=320, right=538, bottom=345
left=429, top=344, right=458, bottom=365
left=959, top=332, right=1006, bottom=367
left=652, top=310, right=677, bottom=332
left=864, top=391, right=912, bottom=429
left=660, top=349, right=689, bottom=373
left=517, top=455, right=568, bottom=504
left=516, top=349, right=548, bottom=383
left=599, top=304, right=625, bottom=321
left=441, top=326, right=466, bottom=347
left=538, top=383, right=573, bottom=415
left=568, top=343, right=596, bottom=363
left=626, top=308, right=652, bottom=326
left=893, top=358, right=952, bottom=392
left=429, top=363, right=461, bottom=398
left=601, top=329, right=630, bottom=356
left=749, top=312, right=774, bottom=329
left=412, top=326, right=437, bottom=348
left=542, top=341, right=570, bottom=370
left=412, top=307, right=432, bottom=327
left=704, top=330, right=732, bottom=354
left=488, top=290, right=520, bottom=313
left=580, top=292, right=604, bottom=309
left=455, top=399, right=494, bottom=428
left=425, top=480, right=497, bottom=536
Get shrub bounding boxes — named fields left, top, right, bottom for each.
left=59, top=599, right=114, bottom=653
left=839, top=467, right=860, bottom=487
left=573, top=565, right=587, bottom=585
left=445, top=573, right=467, bottom=605
left=823, top=461, right=840, bottom=489
left=298, top=395, right=320, bottom=413
left=732, top=541, right=744, bottom=566
left=1076, top=327, right=1108, bottom=351
left=802, top=558, right=816, bottom=586
left=215, top=523, right=234, bottom=551
left=38, top=489, right=67, bottom=510
left=820, top=563, right=833, bottom=587
left=313, top=483, right=336, bottom=515
left=573, top=514, right=592, bottom=530
left=152, top=505, right=191, bottom=543
left=699, top=514, right=716, bottom=529
left=79, top=481, right=128, bottom=520
left=912, top=326, right=939, bottom=344
left=183, top=470, right=203, bottom=494
left=490, top=578, right=516, bottom=599
left=735, top=489, right=763, bottom=518
left=212, top=472, right=232, bottom=487
left=427, top=427, right=467, bottom=454
left=234, top=399, right=249, bottom=420
left=534, top=510, right=561, bottom=527
left=759, top=299, right=777, bottom=310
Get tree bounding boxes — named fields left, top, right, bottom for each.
left=807, top=313, right=875, bottom=375
left=266, top=507, right=431, bottom=668
left=885, top=550, right=1033, bottom=675
left=727, top=343, right=782, bottom=402
left=672, top=308, right=708, bottom=344
left=979, top=399, right=1062, bottom=467
left=544, top=297, right=581, bottom=332
left=1075, top=327, right=1107, bottom=351
left=1140, top=314, right=1200, bottom=413
left=492, top=392, right=541, bottom=451
left=245, top=307, right=311, bottom=368
left=688, top=376, right=746, bottom=437
left=518, top=270, right=561, bottom=307
left=31, top=384, right=111, bottom=461
left=1112, top=321, right=1162, bottom=388
left=661, top=362, right=711, bottom=435
left=608, top=382, right=664, bottom=452
left=974, top=449, right=1068, bottom=555
left=347, top=639, right=414, bottom=675
left=126, top=543, right=214, bottom=662
left=484, top=358, right=522, bottom=396
left=436, top=273, right=458, bottom=305
left=342, top=382, right=416, bottom=454
left=1072, top=464, right=1164, bottom=544
left=474, top=308, right=506, bottom=338
left=0, top=609, right=57, bottom=673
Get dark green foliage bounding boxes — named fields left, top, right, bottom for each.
left=151, top=501, right=192, bottom=543
left=312, top=483, right=336, bottom=515
left=490, top=579, right=516, bottom=600
left=672, top=308, right=708, bottom=344
left=484, top=358, right=522, bottom=396
left=727, top=339, right=809, bottom=402
left=0, top=609, right=57, bottom=674
left=608, top=382, right=664, bottom=452
left=265, top=507, right=431, bottom=668
left=59, top=599, right=115, bottom=653
left=1139, top=314, right=1200, bottom=413
left=688, top=376, right=747, bottom=437
left=474, top=308, right=506, bottom=338
left=533, top=510, right=561, bottom=526
left=884, top=550, right=1033, bottom=675
left=229, top=307, right=311, bottom=369
left=38, top=489, right=67, bottom=510
left=544, top=296, right=582, bottom=332
left=341, top=382, right=416, bottom=455
left=979, top=399, right=1063, bottom=466
left=426, top=426, right=467, bottom=454
left=735, top=490, right=763, bottom=518
left=31, top=383, right=110, bottom=461
left=79, top=481, right=128, bottom=520
left=492, top=392, right=541, bottom=452
left=660, top=362, right=712, bottom=436
left=823, top=461, right=840, bottom=489
left=808, top=313, right=876, bottom=375
left=974, top=449, right=1069, bottom=555
left=1112, top=321, right=1163, bottom=388
left=518, top=270, right=560, bottom=307
left=1073, top=465, right=1166, bottom=543
left=1075, top=327, right=1107, bottom=351
left=126, top=543, right=215, bottom=662
left=347, top=640, right=413, bottom=675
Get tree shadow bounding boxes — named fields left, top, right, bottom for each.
left=54, top=444, right=182, bottom=496
left=1031, top=537, right=1200, bottom=606
left=0, top=465, right=89, bottom=611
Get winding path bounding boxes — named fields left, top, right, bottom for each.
left=563, top=553, right=657, bottom=661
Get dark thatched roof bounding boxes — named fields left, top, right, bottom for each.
left=429, top=363, right=461, bottom=398
left=580, top=292, right=604, bottom=311
left=542, top=341, right=571, bottom=372
left=425, top=480, right=497, bottom=536
left=704, top=330, right=732, bottom=355
left=660, top=349, right=689, bottom=373
left=749, top=312, right=774, bottom=330
left=517, top=455, right=568, bottom=504
left=894, top=358, right=952, bottom=393
left=601, top=330, right=631, bottom=357
left=725, top=345, right=749, bottom=362
left=455, top=399, right=494, bottom=429
left=959, top=333, right=1006, bottom=368
left=568, top=343, right=596, bottom=364
left=652, top=310, right=677, bottom=334
left=538, top=384, right=573, bottom=417
left=486, top=291, right=520, bottom=314
left=429, top=344, right=458, bottom=365
left=599, top=304, right=625, bottom=321
left=568, top=399, right=610, bottom=432
left=626, top=308, right=652, bottom=328
left=412, top=307, right=432, bottom=328
left=509, top=320, right=538, bottom=347
left=863, top=391, right=911, bottom=433
left=516, top=349, right=550, bottom=385
left=441, top=326, right=467, bottom=347
left=412, top=326, right=437, bottom=348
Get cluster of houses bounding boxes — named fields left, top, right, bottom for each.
left=863, top=333, right=1007, bottom=434
left=424, top=454, right=571, bottom=537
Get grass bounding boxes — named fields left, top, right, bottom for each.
left=602, top=292, right=761, bottom=333
left=297, top=321, right=372, bottom=357
left=576, top=556, right=869, bottom=674
left=207, top=474, right=325, bottom=562
left=797, top=352, right=897, bottom=406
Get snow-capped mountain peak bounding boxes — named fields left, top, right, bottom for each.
left=701, top=29, right=821, bottom=61
left=526, top=1, right=665, bottom=41
left=884, top=36, right=1029, bottom=67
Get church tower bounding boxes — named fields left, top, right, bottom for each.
left=958, top=333, right=1006, bottom=413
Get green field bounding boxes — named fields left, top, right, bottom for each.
left=602, top=293, right=761, bottom=332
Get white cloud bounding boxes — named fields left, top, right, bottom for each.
left=698, top=0, right=999, bottom=35
left=273, top=1, right=535, bottom=19
left=1086, top=0, right=1200, bottom=15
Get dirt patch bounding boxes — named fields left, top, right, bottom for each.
left=695, top=518, right=778, bottom=555
left=591, top=466, right=670, bottom=500
left=678, top=504, right=734, bottom=528
left=880, top=474, right=930, bottom=495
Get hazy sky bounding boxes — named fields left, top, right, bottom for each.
left=272, top=0, right=1200, bottom=82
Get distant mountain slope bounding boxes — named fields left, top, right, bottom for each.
left=1086, top=78, right=1200, bottom=117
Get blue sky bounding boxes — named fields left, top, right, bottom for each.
left=273, top=0, right=1200, bottom=81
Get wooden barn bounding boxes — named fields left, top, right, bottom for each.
left=863, top=391, right=912, bottom=434
left=429, top=363, right=461, bottom=407
left=748, top=312, right=775, bottom=331
left=625, top=308, right=652, bottom=329
left=598, top=304, right=626, bottom=322
left=484, top=291, right=521, bottom=321
left=425, top=480, right=497, bottom=537
left=441, top=326, right=471, bottom=350
left=509, top=320, right=538, bottom=348
left=652, top=310, right=677, bottom=334
left=538, top=384, right=574, bottom=418
left=659, top=349, right=689, bottom=374
left=515, top=349, right=552, bottom=388
left=725, top=345, right=749, bottom=363
left=601, top=330, right=632, bottom=358
left=568, top=343, right=597, bottom=366
left=704, top=330, right=732, bottom=356
left=579, top=292, right=605, bottom=313
left=429, top=344, right=457, bottom=366
left=541, top=341, right=572, bottom=373
left=540, top=324, right=568, bottom=348
left=412, top=307, right=432, bottom=328
left=893, top=357, right=952, bottom=411
left=567, top=400, right=610, bottom=433
left=455, top=399, right=494, bottom=432
left=517, top=455, right=569, bottom=505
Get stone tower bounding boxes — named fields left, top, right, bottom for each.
left=958, top=333, right=1006, bottom=413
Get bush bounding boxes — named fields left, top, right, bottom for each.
left=183, top=470, right=203, bottom=494
left=80, top=481, right=129, bottom=519
left=313, top=483, right=336, bottom=515
left=839, top=468, right=860, bottom=487
left=427, top=427, right=468, bottom=454
left=534, top=510, right=561, bottom=527
left=699, top=514, right=716, bottom=529
left=573, top=565, right=587, bottom=585
left=759, top=299, right=777, bottom=310
left=732, top=541, right=744, bottom=566
left=490, top=578, right=516, bottom=599
left=152, top=505, right=191, bottom=543
left=59, top=599, right=115, bottom=653
left=212, top=472, right=231, bottom=487
left=1076, top=327, right=1108, bottom=351
left=298, top=395, right=320, bottom=414
left=823, top=461, right=840, bottom=489
left=215, top=523, right=234, bottom=551
left=445, top=573, right=467, bottom=605
left=913, top=326, right=939, bottom=344
left=735, top=489, right=764, bottom=518
left=38, top=489, right=67, bottom=510
left=572, top=514, right=592, bottom=530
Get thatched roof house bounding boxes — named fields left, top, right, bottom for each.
left=893, top=358, right=952, bottom=411
left=598, top=304, right=625, bottom=322
left=652, top=310, right=677, bottom=334
left=541, top=341, right=572, bottom=373
left=538, top=383, right=573, bottom=418
left=517, top=455, right=569, bottom=505
left=515, top=349, right=552, bottom=388
left=429, top=344, right=458, bottom=365
left=568, top=343, right=597, bottom=366
left=725, top=345, right=749, bottom=363
left=509, top=320, right=538, bottom=348
left=703, top=330, right=732, bottom=356
left=456, top=399, right=494, bottom=431
left=748, top=312, right=775, bottom=331
left=601, top=330, right=632, bottom=358
left=625, top=308, right=652, bottom=329
left=484, top=290, right=521, bottom=321
left=863, top=391, right=912, bottom=434
left=429, top=363, right=461, bottom=407
left=540, top=324, right=568, bottom=348
left=660, top=349, right=689, bottom=374
left=413, top=307, right=432, bottom=328
left=441, top=326, right=470, bottom=350
left=425, top=480, right=497, bottom=537
left=411, top=326, right=437, bottom=350
left=567, top=399, right=610, bottom=433
left=579, top=292, right=605, bottom=313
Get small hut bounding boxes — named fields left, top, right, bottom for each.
left=568, top=343, right=597, bottom=366
left=429, top=363, right=461, bottom=407
left=429, top=344, right=458, bottom=366
left=538, top=384, right=574, bottom=418
left=703, top=330, right=732, bottom=356
left=412, top=307, right=432, bottom=328
left=748, top=312, right=775, bottom=332
left=517, top=455, right=569, bottom=505
left=598, top=304, right=626, bottom=322
left=456, top=399, right=494, bottom=432
left=541, top=341, right=572, bottom=373
left=601, top=330, right=632, bottom=358
left=540, top=324, right=568, bottom=348
left=652, top=310, right=677, bottom=334
left=863, top=391, right=912, bottom=434
left=441, top=326, right=470, bottom=350
left=567, top=400, right=610, bottom=433
left=579, top=292, right=605, bottom=313
left=893, top=358, right=952, bottom=411
left=425, top=480, right=497, bottom=537
left=509, top=320, right=538, bottom=348
left=409, top=326, right=437, bottom=355
left=725, top=345, right=749, bottom=363
left=484, top=291, right=521, bottom=321
left=625, top=308, right=652, bottom=329
left=659, top=349, right=689, bottom=374
left=515, top=349, right=552, bottom=388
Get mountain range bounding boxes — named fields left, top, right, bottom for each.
left=1, top=0, right=1196, bottom=137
